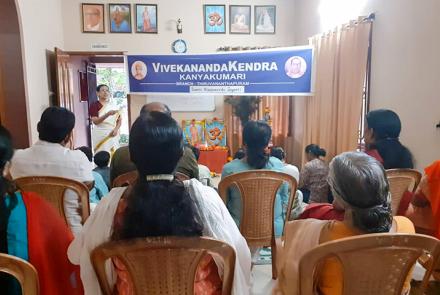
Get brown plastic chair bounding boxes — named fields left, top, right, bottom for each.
left=299, top=233, right=440, bottom=295
left=112, top=170, right=138, bottom=188
left=0, top=253, right=39, bottom=295
left=218, top=170, right=297, bottom=279
left=91, top=236, right=235, bottom=295
left=15, top=176, right=90, bottom=224
left=386, top=169, right=422, bottom=215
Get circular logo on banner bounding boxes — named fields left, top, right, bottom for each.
left=131, top=61, right=147, bottom=80
left=285, top=56, right=307, bottom=79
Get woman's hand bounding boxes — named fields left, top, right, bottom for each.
left=107, top=110, right=118, bottom=116
left=109, top=129, right=118, bottom=137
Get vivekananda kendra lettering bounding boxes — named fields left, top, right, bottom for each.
left=152, top=61, right=279, bottom=73
left=151, top=61, right=278, bottom=81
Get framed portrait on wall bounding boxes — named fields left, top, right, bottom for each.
left=182, top=120, right=205, bottom=146
left=135, top=4, right=158, bottom=33
left=229, top=5, right=251, bottom=34
left=255, top=5, right=276, bottom=34
left=204, top=5, right=226, bottom=34
left=109, top=4, right=132, bottom=33
left=81, top=3, right=105, bottom=33
left=205, top=119, right=227, bottom=147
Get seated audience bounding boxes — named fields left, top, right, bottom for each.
left=274, top=152, right=415, bottom=295
left=0, top=126, right=82, bottom=295
left=301, top=110, right=416, bottom=219
left=222, top=121, right=289, bottom=237
left=77, top=146, right=109, bottom=205
left=364, top=109, right=413, bottom=169
left=10, top=106, right=93, bottom=235
left=298, top=144, right=330, bottom=203
left=93, top=151, right=111, bottom=189
left=189, top=145, right=213, bottom=187
left=68, top=112, right=251, bottom=295
left=110, top=102, right=199, bottom=184
left=233, top=147, right=246, bottom=160
left=270, top=146, right=299, bottom=182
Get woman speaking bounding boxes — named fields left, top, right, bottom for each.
left=89, top=84, right=121, bottom=154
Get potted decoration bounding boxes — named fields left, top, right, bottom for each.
left=224, top=96, right=261, bottom=126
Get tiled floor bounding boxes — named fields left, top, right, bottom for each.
left=251, top=265, right=276, bottom=295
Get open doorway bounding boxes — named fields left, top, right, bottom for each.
left=96, top=63, right=129, bottom=146
left=53, top=50, right=126, bottom=150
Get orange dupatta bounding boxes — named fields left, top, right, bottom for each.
left=424, top=160, right=440, bottom=238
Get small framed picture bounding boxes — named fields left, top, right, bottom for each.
left=229, top=5, right=251, bottom=34
left=135, top=4, right=158, bottom=33
left=109, top=4, right=132, bottom=33
left=255, top=5, right=276, bottom=34
left=81, top=3, right=105, bottom=33
left=204, top=5, right=226, bottom=34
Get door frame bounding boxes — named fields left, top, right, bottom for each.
left=54, top=48, right=126, bottom=148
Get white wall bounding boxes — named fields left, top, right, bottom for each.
left=294, top=0, right=440, bottom=170
left=62, top=0, right=296, bottom=53
left=16, top=0, right=65, bottom=144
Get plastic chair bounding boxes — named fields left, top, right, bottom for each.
left=0, top=253, right=39, bottom=295
left=299, top=233, right=440, bottom=295
left=112, top=170, right=138, bottom=188
left=386, top=169, right=422, bottom=215
left=91, top=236, right=235, bottom=295
left=15, top=176, right=90, bottom=224
left=218, top=170, right=297, bottom=279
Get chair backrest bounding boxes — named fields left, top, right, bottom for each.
left=15, top=176, right=90, bottom=224
left=299, top=233, right=440, bottom=295
left=218, top=170, right=297, bottom=246
left=0, top=253, right=39, bottom=295
left=91, top=236, right=235, bottom=295
left=386, top=169, right=422, bottom=215
left=112, top=170, right=138, bottom=188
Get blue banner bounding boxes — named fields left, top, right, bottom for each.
left=127, top=46, right=314, bottom=95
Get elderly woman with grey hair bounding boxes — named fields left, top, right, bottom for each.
left=274, top=152, right=415, bottom=295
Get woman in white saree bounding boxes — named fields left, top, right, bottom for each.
left=68, top=111, right=251, bottom=295
left=89, top=84, right=121, bottom=154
